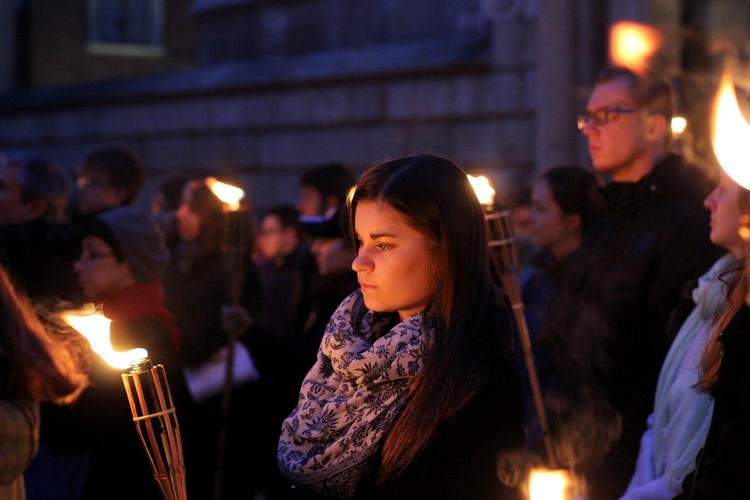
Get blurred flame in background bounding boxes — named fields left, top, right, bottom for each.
left=610, top=21, right=663, bottom=75
left=207, top=177, right=245, bottom=211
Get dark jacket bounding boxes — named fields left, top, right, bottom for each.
left=357, top=355, right=525, bottom=500
left=58, top=282, right=188, bottom=500
left=0, top=221, right=84, bottom=308
left=674, top=303, right=750, bottom=499
left=281, top=353, right=525, bottom=500
left=162, top=244, right=264, bottom=368
left=548, top=154, right=723, bottom=499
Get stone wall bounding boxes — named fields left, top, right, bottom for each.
left=0, top=0, right=642, bottom=215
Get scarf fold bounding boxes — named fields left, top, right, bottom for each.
left=278, top=290, right=433, bottom=498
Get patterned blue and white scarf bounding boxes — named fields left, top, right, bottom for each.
left=278, top=290, right=433, bottom=498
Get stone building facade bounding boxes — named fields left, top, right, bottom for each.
left=0, top=0, right=729, bottom=213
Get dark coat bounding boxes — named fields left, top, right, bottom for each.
left=357, top=355, right=525, bottom=500
left=280, top=353, right=525, bottom=500
left=543, top=154, right=723, bottom=499
left=0, top=221, right=84, bottom=308
left=674, top=303, right=750, bottom=499
left=161, top=244, right=268, bottom=499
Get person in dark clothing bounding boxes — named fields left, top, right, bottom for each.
left=673, top=182, right=750, bottom=499
left=563, top=65, right=724, bottom=499
left=71, top=144, right=146, bottom=225
left=255, top=204, right=315, bottom=373
left=297, top=162, right=355, bottom=218
left=26, top=205, right=190, bottom=500
left=0, top=151, right=84, bottom=309
left=161, top=177, right=266, bottom=500
left=254, top=204, right=317, bottom=499
left=294, top=206, right=359, bottom=386
left=278, top=154, right=525, bottom=499
left=518, top=165, right=606, bottom=446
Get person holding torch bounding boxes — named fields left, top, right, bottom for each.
left=69, top=205, right=190, bottom=500
left=278, top=154, right=525, bottom=499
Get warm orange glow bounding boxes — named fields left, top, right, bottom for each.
left=610, top=21, right=663, bottom=75
left=467, top=174, right=496, bottom=207
left=64, top=309, right=148, bottom=370
left=671, top=116, right=687, bottom=135
left=529, top=468, right=570, bottom=500
left=206, top=177, right=245, bottom=211
left=712, top=70, right=750, bottom=189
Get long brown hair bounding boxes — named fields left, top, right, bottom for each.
left=697, top=186, right=750, bottom=392
left=0, top=265, right=89, bottom=403
left=348, top=155, right=511, bottom=483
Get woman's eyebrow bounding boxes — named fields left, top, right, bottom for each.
left=369, top=231, right=397, bottom=239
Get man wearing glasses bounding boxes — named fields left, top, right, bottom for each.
left=538, top=66, right=723, bottom=500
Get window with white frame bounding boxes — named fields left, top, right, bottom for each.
left=87, top=0, right=165, bottom=57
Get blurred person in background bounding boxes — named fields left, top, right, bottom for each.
left=162, top=177, right=266, bottom=499
left=0, top=150, right=83, bottom=309
left=672, top=176, right=750, bottom=499
left=621, top=164, right=747, bottom=499
left=71, top=144, right=145, bottom=225
left=518, top=165, right=606, bottom=446
left=25, top=205, right=189, bottom=500
left=0, top=263, right=89, bottom=500
left=150, top=174, right=192, bottom=252
left=573, top=65, right=723, bottom=498
left=297, top=162, right=355, bottom=218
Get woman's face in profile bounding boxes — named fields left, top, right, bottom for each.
left=352, top=200, right=436, bottom=321
left=175, top=188, right=202, bottom=241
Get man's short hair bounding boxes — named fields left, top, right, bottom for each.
left=3, top=151, right=71, bottom=223
left=300, top=163, right=355, bottom=205
left=79, top=145, right=145, bottom=204
left=593, top=66, right=674, bottom=122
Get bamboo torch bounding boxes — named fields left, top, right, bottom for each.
left=63, top=309, right=188, bottom=500
left=206, top=177, right=250, bottom=500
left=467, top=175, right=555, bottom=466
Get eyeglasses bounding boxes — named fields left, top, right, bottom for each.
left=577, top=107, right=640, bottom=130
left=77, top=251, right=114, bottom=265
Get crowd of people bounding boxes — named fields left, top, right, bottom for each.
left=0, top=63, right=749, bottom=500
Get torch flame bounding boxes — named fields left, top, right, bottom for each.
left=467, top=174, right=496, bottom=207
left=529, top=468, right=570, bottom=500
left=207, top=177, right=245, bottom=211
left=610, top=21, right=663, bottom=75
left=712, top=70, right=750, bottom=190
left=64, top=311, right=148, bottom=370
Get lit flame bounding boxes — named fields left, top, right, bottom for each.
left=610, top=21, right=663, bottom=75
left=671, top=116, right=687, bottom=135
left=529, top=468, right=570, bottom=500
left=712, top=70, right=750, bottom=190
left=64, top=310, right=148, bottom=370
left=206, top=177, right=245, bottom=211
left=467, top=174, right=496, bottom=207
